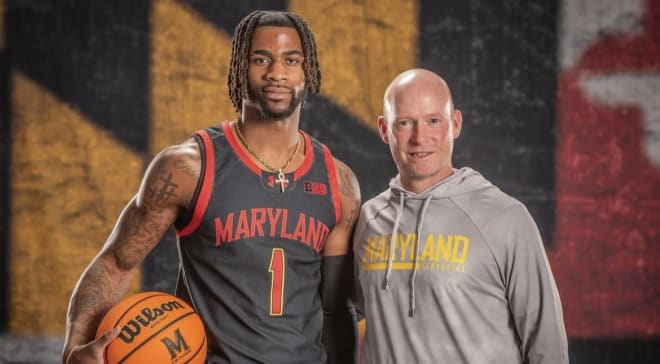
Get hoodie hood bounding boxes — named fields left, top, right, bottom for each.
left=388, top=166, right=493, bottom=199
left=382, top=167, right=494, bottom=317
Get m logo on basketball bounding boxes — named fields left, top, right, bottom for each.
left=161, top=328, right=190, bottom=359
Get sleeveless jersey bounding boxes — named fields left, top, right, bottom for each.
left=174, top=121, right=341, bottom=364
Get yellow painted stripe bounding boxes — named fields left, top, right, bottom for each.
left=9, top=71, right=142, bottom=334
left=150, top=0, right=235, bottom=152
left=290, top=0, right=418, bottom=131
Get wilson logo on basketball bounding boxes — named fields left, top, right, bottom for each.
left=303, top=181, right=327, bottom=195
left=118, top=300, right=186, bottom=344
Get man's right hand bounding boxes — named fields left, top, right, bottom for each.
left=65, top=327, right=120, bottom=364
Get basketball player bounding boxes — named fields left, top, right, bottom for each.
left=63, top=11, right=360, bottom=364
left=353, top=69, right=568, bottom=363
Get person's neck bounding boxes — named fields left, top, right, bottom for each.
left=402, top=166, right=455, bottom=194
left=238, top=105, right=300, bottom=139
left=234, top=106, right=303, bottom=169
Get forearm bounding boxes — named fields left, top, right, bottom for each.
left=499, top=207, right=568, bottom=363
left=323, top=304, right=357, bottom=364
left=321, top=254, right=356, bottom=364
left=514, top=258, right=568, bottom=363
left=524, top=292, right=568, bottom=364
left=62, top=255, right=132, bottom=362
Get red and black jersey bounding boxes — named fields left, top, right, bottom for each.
left=173, top=121, right=341, bottom=364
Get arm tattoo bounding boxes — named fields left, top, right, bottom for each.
left=148, top=172, right=179, bottom=204
left=338, top=165, right=357, bottom=197
left=337, top=164, right=360, bottom=232
left=345, top=206, right=359, bottom=233
left=173, top=158, right=200, bottom=180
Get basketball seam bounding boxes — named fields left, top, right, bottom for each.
left=184, top=334, right=207, bottom=364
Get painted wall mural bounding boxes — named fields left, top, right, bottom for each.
left=0, top=0, right=658, bottom=362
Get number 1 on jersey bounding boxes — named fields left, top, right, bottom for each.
left=269, top=248, right=285, bottom=316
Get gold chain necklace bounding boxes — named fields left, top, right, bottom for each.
left=234, top=122, right=301, bottom=192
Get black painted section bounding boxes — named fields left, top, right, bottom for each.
left=419, top=0, right=558, bottom=246
left=569, top=338, right=660, bottom=364
left=301, top=94, right=397, bottom=201
left=0, top=46, right=9, bottom=331
left=181, top=0, right=288, bottom=36
left=7, top=0, right=150, bottom=153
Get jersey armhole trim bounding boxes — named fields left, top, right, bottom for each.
left=176, top=129, right=215, bottom=238
left=294, top=130, right=314, bottom=179
left=322, top=144, right=342, bottom=226
left=223, top=121, right=263, bottom=176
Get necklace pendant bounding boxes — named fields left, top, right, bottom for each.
left=275, top=169, right=289, bottom=192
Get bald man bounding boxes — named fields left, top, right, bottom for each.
left=352, top=69, right=568, bottom=364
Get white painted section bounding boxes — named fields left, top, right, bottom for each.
left=582, top=74, right=660, bottom=167
left=559, top=0, right=644, bottom=69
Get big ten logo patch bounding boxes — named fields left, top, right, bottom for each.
left=303, top=181, right=327, bottom=195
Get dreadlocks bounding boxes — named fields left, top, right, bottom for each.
left=228, top=10, right=322, bottom=113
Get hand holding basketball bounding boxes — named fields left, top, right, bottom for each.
left=95, top=291, right=207, bottom=364
left=65, top=327, right=120, bottom=364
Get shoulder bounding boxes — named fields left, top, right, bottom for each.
left=137, top=138, right=201, bottom=208
left=352, top=188, right=392, bottom=239
left=451, top=174, right=524, bottom=223
left=152, top=138, right=201, bottom=179
left=360, top=188, right=392, bottom=217
left=456, top=186, right=542, bottom=250
left=332, top=158, right=359, bottom=196
left=445, top=170, right=540, bottom=234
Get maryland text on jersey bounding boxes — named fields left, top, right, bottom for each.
left=213, top=208, right=330, bottom=253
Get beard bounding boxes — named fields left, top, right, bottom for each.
left=247, top=85, right=307, bottom=120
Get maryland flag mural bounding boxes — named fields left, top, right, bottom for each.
left=0, top=0, right=658, bottom=363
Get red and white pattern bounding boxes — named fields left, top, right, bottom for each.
left=552, top=0, right=660, bottom=337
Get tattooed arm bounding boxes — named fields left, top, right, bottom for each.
left=62, top=139, right=201, bottom=364
left=324, top=159, right=361, bottom=256
left=321, top=158, right=361, bottom=364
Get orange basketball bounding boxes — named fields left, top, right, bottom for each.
left=96, top=291, right=207, bottom=364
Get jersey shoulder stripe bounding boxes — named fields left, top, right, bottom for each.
left=176, top=128, right=215, bottom=237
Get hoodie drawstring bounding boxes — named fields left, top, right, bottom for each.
left=409, top=195, right=432, bottom=317
left=383, top=192, right=405, bottom=289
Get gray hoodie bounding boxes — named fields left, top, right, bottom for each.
left=353, top=167, right=568, bottom=364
